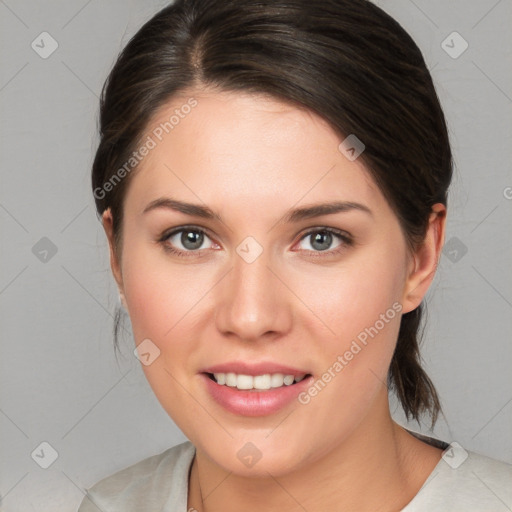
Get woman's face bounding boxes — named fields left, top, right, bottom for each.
left=106, top=89, right=423, bottom=476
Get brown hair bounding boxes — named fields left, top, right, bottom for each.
left=92, top=0, right=452, bottom=425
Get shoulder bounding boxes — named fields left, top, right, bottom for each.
left=77, top=440, right=196, bottom=512
left=404, top=442, right=512, bottom=512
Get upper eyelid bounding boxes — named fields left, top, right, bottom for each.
left=300, top=226, right=351, bottom=239
left=160, top=225, right=213, bottom=239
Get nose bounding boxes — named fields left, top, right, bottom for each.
left=214, top=249, right=293, bottom=342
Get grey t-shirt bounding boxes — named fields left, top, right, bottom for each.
left=77, top=438, right=512, bottom=511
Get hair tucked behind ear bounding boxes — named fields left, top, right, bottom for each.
left=92, top=0, right=452, bottom=425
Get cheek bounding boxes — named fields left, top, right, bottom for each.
left=119, top=237, right=229, bottom=388
left=121, top=235, right=210, bottom=340
left=120, top=244, right=216, bottom=428
left=286, top=245, right=406, bottom=405
left=289, top=244, right=405, bottom=345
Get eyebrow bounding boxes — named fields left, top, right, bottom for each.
left=142, top=197, right=373, bottom=222
left=143, top=198, right=223, bottom=221
left=283, top=200, right=373, bottom=223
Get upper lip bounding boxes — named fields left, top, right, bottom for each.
left=201, top=361, right=311, bottom=377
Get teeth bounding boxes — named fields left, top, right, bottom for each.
left=237, top=374, right=254, bottom=390
left=283, top=375, right=295, bottom=385
left=254, top=374, right=271, bottom=390
left=212, top=372, right=307, bottom=390
left=225, top=372, right=237, bottom=387
left=271, top=373, right=285, bottom=388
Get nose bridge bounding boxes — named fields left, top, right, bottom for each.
left=214, top=243, right=292, bottom=340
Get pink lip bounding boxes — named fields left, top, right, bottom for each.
left=200, top=361, right=310, bottom=377
left=200, top=373, right=313, bottom=417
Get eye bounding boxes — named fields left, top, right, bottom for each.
left=296, top=228, right=353, bottom=254
left=159, top=226, right=218, bottom=256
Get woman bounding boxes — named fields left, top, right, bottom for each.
left=79, top=0, right=512, bottom=510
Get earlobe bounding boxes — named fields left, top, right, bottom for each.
left=401, top=203, right=447, bottom=314
left=102, top=209, right=125, bottom=299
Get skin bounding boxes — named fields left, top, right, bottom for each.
left=103, top=88, right=447, bottom=512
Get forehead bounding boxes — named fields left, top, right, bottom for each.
left=125, top=89, right=385, bottom=218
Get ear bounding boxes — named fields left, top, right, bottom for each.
left=401, top=203, right=447, bottom=314
left=102, top=209, right=127, bottom=309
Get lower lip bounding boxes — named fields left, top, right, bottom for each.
left=200, top=373, right=313, bottom=416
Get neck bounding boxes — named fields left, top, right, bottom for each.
left=188, top=389, right=442, bottom=512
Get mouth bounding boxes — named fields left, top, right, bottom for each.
left=199, top=361, right=314, bottom=415
left=200, top=370, right=314, bottom=416
left=203, top=371, right=312, bottom=391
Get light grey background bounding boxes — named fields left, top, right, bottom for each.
left=0, top=1, right=511, bottom=510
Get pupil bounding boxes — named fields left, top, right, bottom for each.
left=311, top=232, right=332, bottom=251
left=182, top=231, right=203, bottom=250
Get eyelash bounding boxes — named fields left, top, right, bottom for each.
left=158, top=225, right=354, bottom=259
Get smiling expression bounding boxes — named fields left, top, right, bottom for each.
left=104, top=88, right=424, bottom=476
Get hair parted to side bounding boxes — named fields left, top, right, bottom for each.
left=92, top=0, right=452, bottom=426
